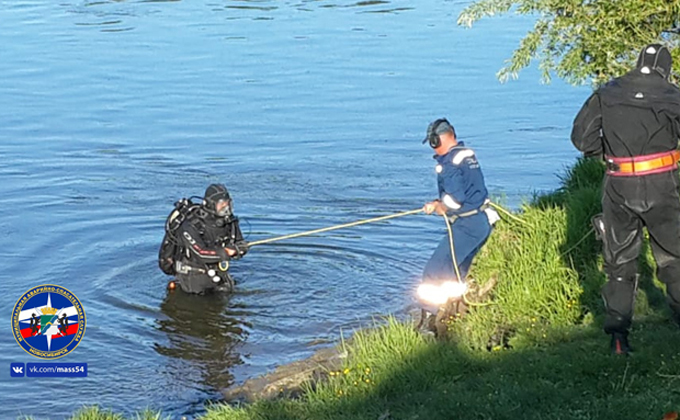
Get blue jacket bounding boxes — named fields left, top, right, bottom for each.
left=434, top=141, right=488, bottom=216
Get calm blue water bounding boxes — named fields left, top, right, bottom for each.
left=0, top=1, right=589, bottom=418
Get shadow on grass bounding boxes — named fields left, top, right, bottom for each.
left=208, top=319, right=680, bottom=420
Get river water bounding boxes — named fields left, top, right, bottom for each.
left=0, top=0, right=588, bottom=418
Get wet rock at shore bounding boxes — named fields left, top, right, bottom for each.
left=223, top=345, right=347, bottom=403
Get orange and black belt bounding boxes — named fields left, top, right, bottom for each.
left=605, top=150, right=680, bottom=176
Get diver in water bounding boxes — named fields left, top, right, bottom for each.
left=572, top=44, right=680, bottom=355
left=173, top=184, right=249, bottom=294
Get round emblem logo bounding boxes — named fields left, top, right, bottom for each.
left=11, top=285, right=86, bottom=359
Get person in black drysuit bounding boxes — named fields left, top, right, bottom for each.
left=175, top=184, right=248, bottom=294
left=571, top=44, right=680, bottom=355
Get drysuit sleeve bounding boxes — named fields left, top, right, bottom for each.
left=233, top=219, right=245, bottom=243
left=178, top=221, right=228, bottom=263
left=226, top=218, right=249, bottom=259
left=571, top=93, right=604, bottom=157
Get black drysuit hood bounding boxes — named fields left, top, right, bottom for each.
left=635, top=43, right=673, bottom=80
left=203, top=183, right=232, bottom=218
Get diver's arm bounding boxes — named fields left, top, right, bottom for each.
left=230, top=218, right=248, bottom=258
left=232, top=218, right=245, bottom=242
left=179, top=222, right=231, bottom=263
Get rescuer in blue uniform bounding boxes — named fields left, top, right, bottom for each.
left=418, top=118, right=498, bottom=313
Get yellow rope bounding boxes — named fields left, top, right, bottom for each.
left=560, top=227, right=595, bottom=257
left=248, top=208, right=424, bottom=247
left=442, top=214, right=494, bottom=308
left=249, top=201, right=523, bottom=247
left=489, top=201, right=529, bottom=226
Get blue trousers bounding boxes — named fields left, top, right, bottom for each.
left=422, top=213, right=492, bottom=284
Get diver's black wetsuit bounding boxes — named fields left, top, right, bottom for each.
left=572, top=44, right=680, bottom=338
left=177, top=209, right=243, bottom=293
left=175, top=208, right=244, bottom=294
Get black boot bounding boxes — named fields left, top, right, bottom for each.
left=610, top=332, right=633, bottom=356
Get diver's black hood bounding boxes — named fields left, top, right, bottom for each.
left=636, top=43, right=672, bottom=80
left=203, top=183, right=232, bottom=217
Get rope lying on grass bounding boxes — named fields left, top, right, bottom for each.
left=488, top=201, right=529, bottom=226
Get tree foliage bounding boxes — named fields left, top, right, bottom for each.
left=458, top=0, right=680, bottom=86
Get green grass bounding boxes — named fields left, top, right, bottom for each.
left=54, top=158, right=680, bottom=420
left=448, top=158, right=606, bottom=350
left=19, top=407, right=170, bottom=420
left=204, top=319, right=680, bottom=420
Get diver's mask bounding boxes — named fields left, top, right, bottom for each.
left=215, top=198, right=233, bottom=218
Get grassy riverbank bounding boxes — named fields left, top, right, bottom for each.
left=51, top=158, right=680, bottom=420
left=205, top=319, right=680, bottom=420
left=199, top=158, right=680, bottom=420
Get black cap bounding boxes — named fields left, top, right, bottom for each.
left=636, top=43, right=672, bottom=79
left=422, top=118, right=455, bottom=144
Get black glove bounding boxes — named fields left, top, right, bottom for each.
left=234, top=240, right=249, bottom=258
